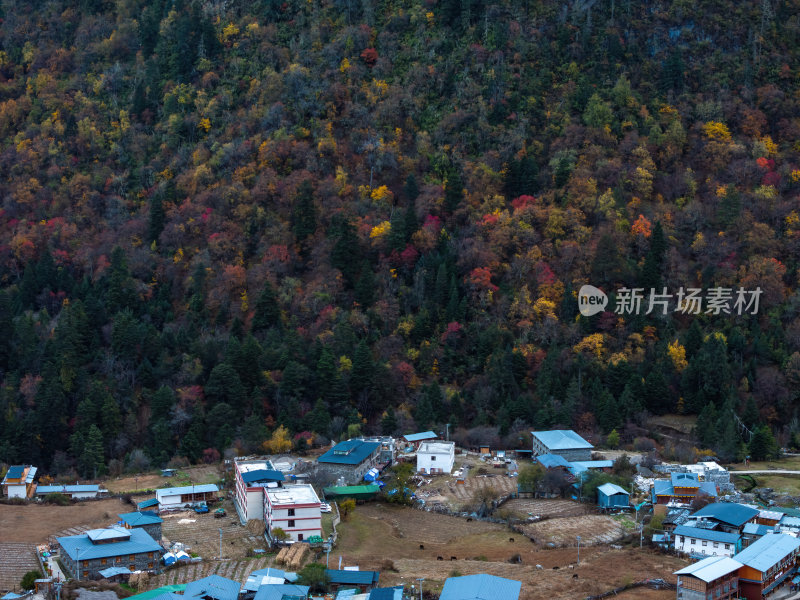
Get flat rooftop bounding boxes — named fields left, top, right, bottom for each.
left=266, top=484, right=320, bottom=505
left=237, top=460, right=275, bottom=473
left=418, top=441, right=455, bottom=454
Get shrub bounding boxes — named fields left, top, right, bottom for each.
left=21, top=570, right=42, bottom=590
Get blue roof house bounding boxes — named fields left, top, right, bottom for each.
left=252, top=584, right=309, bottom=600
left=324, top=570, right=380, bottom=592
left=317, top=440, right=382, bottom=484
left=184, top=575, right=240, bottom=600
left=673, top=525, right=741, bottom=557
left=531, top=431, right=593, bottom=461
left=57, top=527, right=163, bottom=579
left=119, top=511, right=163, bottom=540
left=439, top=574, right=521, bottom=600
left=734, top=533, right=800, bottom=598
left=597, top=483, right=629, bottom=509
left=690, top=503, right=758, bottom=533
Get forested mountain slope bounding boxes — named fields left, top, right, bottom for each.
left=0, top=0, right=799, bottom=475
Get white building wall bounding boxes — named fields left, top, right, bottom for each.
left=70, top=491, right=98, bottom=500
left=417, top=450, right=454, bottom=474
left=674, top=535, right=735, bottom=558
left=6, top=484, right=27, bottom=498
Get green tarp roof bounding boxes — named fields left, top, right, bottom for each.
left=323, top=484, right=381, bottom=498
left=126, top=584, right=187, bottom=600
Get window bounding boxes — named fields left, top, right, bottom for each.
left=288, top=509, right=295, bottom=516
left=101, top=559, right=107, bottom=565
left=288, top=520, right=295, bottom=528
left=691, top=539, right=696, bottom=545
left=713, top=542, right=718, bottom=548
left=298, top=534, right=304, bottom=541
left=129, top=555, right=136, bottom=560
left=679, top=536, right=685, bottom=543
left=431, top=456, right=436, bottom=461
left=724, top=544, right=730, bottom=550
left=148, top=552, right=154, bottom=558
left=702, top=541, right=707, bottom=546
left=130, top=565, right=135, bottom=571
left=83, top=571, right=88, bottom=578
left=148, top=563, right=153, bottom=569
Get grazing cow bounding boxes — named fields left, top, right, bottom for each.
left=450, top=557, right=457, bottom=561
left=437, top=556, right=443, bottom=561
left=572, top=574, right=579, bottom=579
left=553, top=566, right=559, bottom=570
left=419, top=544, right=425, bottom=550
left=509, top=537, right=515, bottom=542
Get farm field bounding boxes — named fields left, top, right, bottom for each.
left=521, top=515, right=625, bottom=547
left=141, top=556, right=278, bottom=591
left=0, top=499, right=126, bottom=544
left=161, top=499, right=262, bottom=560
left=0, top=543, right=39, bottom=593
left=104, top=466, right=222, bottom=494
left=501, top=498, right=592, bottom=521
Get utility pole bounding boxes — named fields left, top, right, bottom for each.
left=576, top=535, right=581, bottom=565
left=416, top=578, right=424, bottom=600
left=218, top=528, right=223, bottom=559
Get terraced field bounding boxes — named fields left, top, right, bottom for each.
left=0, top=542, right=39, bottom=593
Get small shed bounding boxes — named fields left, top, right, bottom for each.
left=597, top=483, right=630, bottom=509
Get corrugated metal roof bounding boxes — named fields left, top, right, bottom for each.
left=743, top=523, right=772, bottom=536
left=156, top=484, right=219, bottom=500
left=597, top=483, right=629, bottom=497
left=691, top=503, right=758, bottom=527
left=253, top=584, right=310, bottom=600
left=318, top=441, right=381, bottom=465
left=439, top=574, right=521, bottom=600
left=652, top=480, right=673, bottom=495
left=536, top=454, right=570, bottom=469
left=58, top=528, right=162, bottom=560
left=36, top=484, right=99, bottom=493
left=781, top=516, right=800, bottom=528
left=184, top=575, right=240, bottom=600
left=125, top=584, right=187, bottom=600
left=87, top=527, right=131, bottom=542
left=138, top=498, right=159, bottom=509
left=4, top=465, right=24, bottom=480
left=673, top=525, right=740, bottom=544
left=569, top=460, right=613, bottom=474
left=368, top=586, right=403, bottom=600
left=671, top=473, right=700, bottom=487
left=531, top=430, right=593, bottom=451
left=325, top=570, right=380, bottom=585
left=243, top=568, right=289, bottom=592
left=99, top=567, right=135, bottom=578
left=119, top=511, right=163, bottom=526
left=404, top=431, right=437, bottom=442
left=674, top=556, right=743, bottom=582
left=733, top=533, right=800, bottom=573
left=759, top=510, right=783, bottom=521
left=242, top=470, right=285, bottom=484
left=699, top=482, right=718, bottom=496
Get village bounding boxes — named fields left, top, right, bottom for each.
left=2, top=430, right=800, bottom=600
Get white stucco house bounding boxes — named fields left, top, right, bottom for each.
left=416, top=441, right=455, bottom=475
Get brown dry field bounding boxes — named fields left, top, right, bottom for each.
left=104, top=465, right=221, bottom=494
left=330, top=503, right=688, bottom=599
left=160, top=499, right=261, bottom=559
left=0, top=498, right=126, bottom=544
left=0, top=542, right=40, bottom=592
left=502, top=498, right=592, bottom=520
left=522, top=515, right=624, bottom=547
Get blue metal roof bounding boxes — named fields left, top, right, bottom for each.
left=734, top=534, right=800, bottom=573
left=536, top=454, right=570, bottom=469
left=119, top=511, right=163, bottom=526
left=699, top=482, right=718, bottom=496
left=404, top=431, right=437, bottom=442
left=325, top=570, right=380, bottom=585
left=99, top=567, right=135, bottom=578
left=184, top=575, right=240, bottom=600
left=138, top=498, right=159, bottom=509
left=243, top=568, right=291, bottom=591
left=58, top=527, right=162, bottom=561
left=156, top=484, right=218, bottom=501
left=569, top=460, right=613, bottom=475
left=253, top=584, right=310, bottom=600
left=673, top=525, right=740, bottom=544
left=36, top=484, right=99, bottom=493
left=369, top=587, right=403, bottom=600
left=671, top=472, right=700, bottom=487
left=691, top=503, right=758, bottom=527
left=318, top=441, right=381, bottom=466
left=439, top=574, right=521, bottom=600
left=781, top=516, right=800, bottom=528
left=5, top=465, right=24, bottom=480
left=531, top=430, right=592, bottom=451
left=743, top=523, right=773, bottom=536
left=652, top=480, right=673, bottom=495
left=597, top=483, right=629, bottom=497
left=242, top=470, right=285, bottom=484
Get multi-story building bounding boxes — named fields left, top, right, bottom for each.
left=416, top=441, right=455, bottom=475
left=233, top=458, right=285, bottom=524
left=264, top=484, right=321, bottom=542
left=530, top=430, right=593, bottom=462
left=673, top=525, right=740, bottom=558
left=652, top=472, right=718, bottom=505
left=2, top=465, right=37, bottom=499
left=155, top=484, right=218, bottom=511
left=675, top=555, right=742, bottom=600
left=57, top=527, right=162, bottom=579
left=734, top=533, right=800, bottom=600
left=317, top=439, right=382, bottom=484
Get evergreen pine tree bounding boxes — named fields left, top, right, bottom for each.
left=147, top=195, right=165, bottom=243
left=381, top=407, right=398, bottom=435
left=444, top=169, right=464, bottom=213
left=252, top=280, right=280, bottom=331
left=291, top=180, right=317, bottom=245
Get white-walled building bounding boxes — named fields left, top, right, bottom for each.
left=2, top=465, right=37, bottom=498
left=155, top=484, right=218, bottom=510
left=35, top=484, right=101, bottom=500
left=673, top=525, right=740, bottom=558
left=264, top=484, right=322, bottom=542
left=416, top=441, right=455, bottom=475
left=233, top=459, right=285, bottom=523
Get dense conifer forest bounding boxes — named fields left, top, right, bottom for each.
left=1, top=0, right=799, bottom=477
